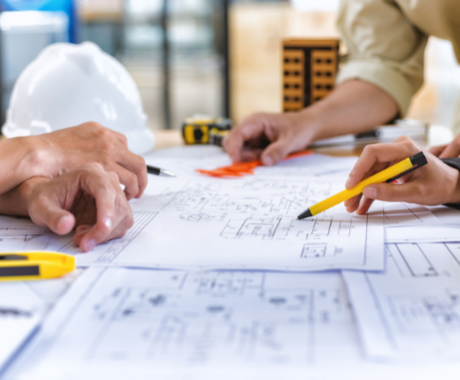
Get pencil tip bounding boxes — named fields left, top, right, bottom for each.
left=297, top=209, right=313, bottom=220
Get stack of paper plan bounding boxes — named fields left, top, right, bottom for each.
left=2, top=146, right=460, bottom=380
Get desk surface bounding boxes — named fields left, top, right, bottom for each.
left=152, top=125, right=454, bottom=156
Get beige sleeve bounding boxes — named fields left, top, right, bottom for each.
left=336, top=0, right=428, bottom=116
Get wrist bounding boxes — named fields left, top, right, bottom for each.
left=9, top=136, right=49, bottom=180
left=0, top=136, right=46, bottom=193
left=0, top=177, right=49, bottom=217
left=291, top=107, right=325, bottom=144
left=22, top=136, right=51, bottom=178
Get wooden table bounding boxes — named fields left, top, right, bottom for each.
left=152, top=125, right=454, bottom=156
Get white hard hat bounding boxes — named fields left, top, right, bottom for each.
left=2, top=41, right=155, bottom=155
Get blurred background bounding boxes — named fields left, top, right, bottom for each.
left=0, top=0, right=459, bottom=132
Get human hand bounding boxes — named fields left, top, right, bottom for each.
left=32, top=122, right=147, bottom=200
left=28, top=163, right=134, bottom=252
left=344, top=136, right=460, bottom=215
left=223, top=112, right=319, bottom=165
left=429, top=134, right=460, bottom=159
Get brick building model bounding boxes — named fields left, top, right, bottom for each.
left=282, top=39, right=340, bottom=112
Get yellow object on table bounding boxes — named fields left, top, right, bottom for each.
left=297, top=152, right=428, bottom=219
left=0, top=252, right=75, bottom=282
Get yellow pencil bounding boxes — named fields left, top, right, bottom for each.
left=0, top=252, right=75, bottom=282
left=297, top=152, right=428, bottom=219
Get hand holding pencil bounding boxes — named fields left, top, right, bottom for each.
left=344, top=136, right=460, bottom=215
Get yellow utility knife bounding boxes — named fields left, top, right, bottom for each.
left=0, top=252, right=75, bottom=282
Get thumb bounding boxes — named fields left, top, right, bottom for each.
left=29, top=197, right=76, bottom=235
left=363, top=182, right=418, bottom=203
left=261, top=138, right=292, bottom=166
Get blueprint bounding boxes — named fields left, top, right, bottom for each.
left=0, top=177, right=385, bottom=272
left=0, top=270, right=81, bottom=374
left=3, top=268, right=368, bottom=380
left=382, top=202, right=441, bottom=226
left=76, top=177, right=385, bottom=271
left=0, top=147, right=449, bottom=272
left=4, top=145, right=460, bottom=379
left=343, top=242, right=460, bottom=361
left=8, top=267, right=460, bottom=380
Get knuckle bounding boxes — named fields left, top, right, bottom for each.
left=362, top=144, right=375, bottom=158
left=83, top=162, right=104, bottom=173
left=98, top=139, right=113, bottom=152
left=89, top=122, right=104, bottom=131
left=362, top=144, right=373, bottom=154
left=126, top=170, right=137, bottom=183
left=402, top=139, right=412, bottom=147
left=136, top=155, right=146, bottom=168
left=118, top=133, right=128, bottom=145
left=33, top=192, right=49, bottom=210
left=108, top=171, right=119, bottom=183
left=101, top=153, right=114, bottom=168
left=100, top=220, right=112, bottom=234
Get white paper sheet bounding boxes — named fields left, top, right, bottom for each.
left=426, top=205, right=460, bottom=225
left=0, top=146, right=447, bottom=274
left=385, top=225, right=460, bottom=243
left=8, top=267, right=460, bottom=380
left=0, top=175, right=386, bottom=272
left=382, top=202, right=441, bottom=226
left=0, top=268, right=374, bottom=380
left=17, top=176, right=383, bottom=272
left=0, top=284, right=41, bottom=375
left=144, top=146, right=358, bottom=180
left=343, top=242, right=460, bottom=361
left=0, top=271, right=80, bottom=374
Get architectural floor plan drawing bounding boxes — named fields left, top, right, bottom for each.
left=0, top=176, right=385, bottom=272
left=0, top=213, right=159, bottom=268
left=104, top=177, right=385, bottom=271
left=0, top=147, right=446, bottom=272
left=4, top=268, right=369, bottom=380
left=0, top=216, right=50, bottom=253
left=382, top=203, right=442, bottom=226
left=343, top=242, right=460, bottom=361
left=386, top=243, right=460, bottom=278
left=57, top=211, right=159, bottom=267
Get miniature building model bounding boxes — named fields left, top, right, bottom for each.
left=282, top=39, right=340, bottom=112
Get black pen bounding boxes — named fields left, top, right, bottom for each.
left=146, top=165, right=176, bottom=177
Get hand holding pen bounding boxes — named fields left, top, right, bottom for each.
left=344, top=136, right=460, bottom=215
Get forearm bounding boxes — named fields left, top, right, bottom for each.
left=301, top=80, right=399, bottom=141
left=0, top=136, right=46, bottom=194
left=0, top=177, right=49, bottom=216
